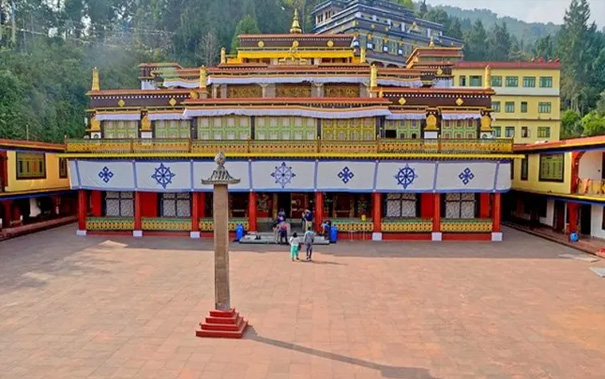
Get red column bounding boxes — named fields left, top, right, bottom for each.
left=91, top=191, right=103, bottom=217
left=134, top=191, right=142, bottom=232
left=568, top=202, right=578, bottom=235
left=479, top=193, right=491, bottom=218
left=372, top=192, right=381, bottom=233
left=492, top=193, right=501, bottom=233
left=2, top=200, right=12, bottom=228
left=433, top=193, right=441, bottom=232
left=78, top=190, right=87, bottom=232
left=248, top=191, right=257, bottom=232
left=191, top=192, right=200, bottom=233
left=420, top=193, right=434, bottom=218
left=314, top=192, right=324, bottom=232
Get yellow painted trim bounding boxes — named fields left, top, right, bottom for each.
left=59, top=153, right=523, bottom=159
left=514, top=189, right=605, bottom=203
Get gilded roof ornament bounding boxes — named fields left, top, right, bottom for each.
left=370, top=64, right=378, bottom=88
left=199, top=66, right=207, bottom=89
left=429, top=36, right=435, bottom=48
left=92, top=67, right=100, bottom=91
left=360, top=47, right=367, bottom=63
left=290, top=9, right=302, bottom=34
left=220, top=48, right=226, bottom=64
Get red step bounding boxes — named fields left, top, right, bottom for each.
left=196, top=317, right=248, bottom=338
left=200, top=315, right=243, bottom=331
left=209, top=309, right=237, bottom=318
left=205, top=313, right=239, bottom=324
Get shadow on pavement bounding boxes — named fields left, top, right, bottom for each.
left=246, top=326, right=441, bottom=379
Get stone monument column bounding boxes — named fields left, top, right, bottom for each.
left=196, top=152, right=248, bottom=338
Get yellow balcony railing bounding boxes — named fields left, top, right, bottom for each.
left=65, top=138, right=514, bottom=155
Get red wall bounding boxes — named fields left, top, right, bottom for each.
left=140, top=192, right=158, bottom=217
left=420, top=193, right=434, bottom=218
left=91, top=191, right=102, bottom=217
left=479, top=193, right=491, bottom=218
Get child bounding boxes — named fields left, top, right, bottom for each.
left=303, top=227, right=315, bottom=261
left=289, top=232, right=300, bottom=261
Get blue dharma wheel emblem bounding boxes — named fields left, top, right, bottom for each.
left=337, top=166, right=355, bottom=184
left=98, top=166, right=114, bottom=183
left=458, top=167, right=475, bottom=185
left=152, top=163, right=176, bottom=189
left=395, top=164, right=418, bottom=190
left=271, top=162, right=296, bottom=188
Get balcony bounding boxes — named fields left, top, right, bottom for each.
left=576, top=178, right=605, bottom=196
left=65, top=138, right=514, bottom=155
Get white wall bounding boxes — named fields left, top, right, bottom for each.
left=539, top=199, right=555, bottom=227
left=591, top=204, right=605, bottom=239
left=578, top=151, right=603, bottom=180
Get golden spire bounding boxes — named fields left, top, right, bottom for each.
left=200, top=66, right=207, bottom=89
left=290, top=9, right=302, bottom=34
left=220, top=47, right=226, bottom=64
left=360, top=47, right=367, bottom=63
left=484, top=64, right=492, bottom=89
left=370, top=64, right=378, bottom=88
left=91, top=67, right=100, bottom=91
left=429, top=36, right=435, bottom=48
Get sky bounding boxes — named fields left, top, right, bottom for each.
left=424, top=0, right=605, bottom=28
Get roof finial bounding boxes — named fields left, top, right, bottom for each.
left=290, top=9, right=302, bottom=34
left=429, top=36, right=435, bottom=48
left=92, top=67, right=100, bottom=91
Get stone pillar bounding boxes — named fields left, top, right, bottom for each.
left=492, top=193, right=502, bottom=241
left=77, top=190, right=87, bottom=236
left=372, top=192, right=382, bottom=241
left=133, top=191, right=142, bottom=237
left=191, top=192, right=201, bottom=239
left=314, top=192, right=324, bottom=233
left=248, top=191, right=257, bottom=233
left=432, top=193, right=442, bottom=241
left=214, top=183, right=230, bottom=310
left=197, top=152, right=247, bottom=338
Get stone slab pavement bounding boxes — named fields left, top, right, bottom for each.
left=0, top=225, right=604, bottom=379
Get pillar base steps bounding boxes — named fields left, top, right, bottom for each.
left=196, top=308, right=248, bottom=339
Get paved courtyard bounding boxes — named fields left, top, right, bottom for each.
left=0, top=226, right=604, bottom=379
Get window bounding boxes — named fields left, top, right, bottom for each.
left=505, top=102, right=515, bottom=113
left=154, top=120, right=190, bottom=138
left=539, top=76, right=553, bottom=88
left=539, top=153, right=565, bottom=182
left=458, top=76, right=466, bottom=86
left=523, top=76, right=536, bottom=87
left=469, top=75, right=482, bottom=87
left=505, top=76, right=518, bottom=87
left=385, top=193, right=417, bottom=217
left=538, top=127, right=551, bottom=138
left=493, top=126, right=501, bottom=137
left=161, top=193, right=191, bottom=217
left=492, top=101, right=501, bottom=112
left=59, top=158, right=68, bottom=179
left=103, top=120, right=138, bottom=139
left=521, top=101, right=528, bottom=113
left=521, top=126, right=530, bottom=138
left=538, top=102, right=552, bottom=113
left=521, top=158, right=528, bottom=180
left=105, top=192, right=134, bottom=217
left=505, top=126, right=515, bottom=138
left=491, top=75, right=502, bottom=87
left=445, top=193, right=476, bottom=219
left=16, top=152, right=46, bottom=179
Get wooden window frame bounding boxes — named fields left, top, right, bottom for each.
left=539, top=153, right=565, bottom=183
left=59, top=157, right=68, bottom=179
left=16, top=152, right=46, bottom=180
left=521, top=157, right=529, bottom=180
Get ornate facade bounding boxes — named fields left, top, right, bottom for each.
left=64, top=12, right=518, bottom=241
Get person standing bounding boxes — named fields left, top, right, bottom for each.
left=289, top=232, right=300, bottom=262
left=303, top=227, right=315, bottom=261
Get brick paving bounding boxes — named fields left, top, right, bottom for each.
left=0, top=225, right=604, bottom=379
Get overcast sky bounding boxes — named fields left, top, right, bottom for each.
left=424, top=0, right=605, bottom=28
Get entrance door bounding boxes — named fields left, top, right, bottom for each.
left=277, top=193, right=290, bottom=217
left=553, top=200, right=565, bottom=232
left=580, top=204, right=592, bottom=235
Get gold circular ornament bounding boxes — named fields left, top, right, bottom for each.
left=398, top=97, right=407, bottom=105
left=436, top=68, right=443, bottom=75
left=258, top=41, right=265, bottom=48
left=456, top=98, right=464, bottom=106
left=292, top=40, right=299, bottom=48
left=327, top=40, right=334, bottom=47
left=426, top=114, right=437, bottom=129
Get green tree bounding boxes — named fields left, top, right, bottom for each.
left=464, top=20, right=488, bottom=61
left=418, top=0, right=428, bottom=18
left=447, top=18, right=463, bottom=40
left=487, top=23, right=512, bottom=61
left=533, top=34, right=554, bottom=59
left=231, top=15, right=260, bottom=52
left=561, top=109, right=583, bottom=138
left=580, top=112, right=605, bottom=136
